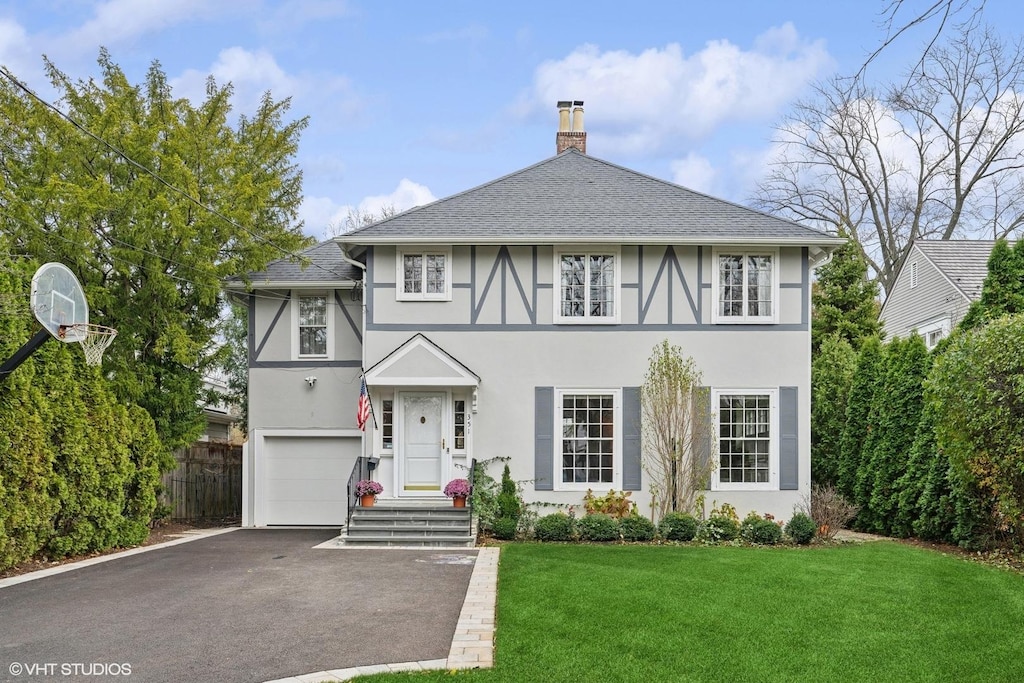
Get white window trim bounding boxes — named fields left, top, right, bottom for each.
left=553, top=387, right=622, bottom=492
left=552, top=247, right=622, bottom=324
left=710, top=248, right=780, bottom=324
left=290, top=290, right=334, bottom=360
left=396, top=247, right=453, bottom=301
left=376, top=393, right=395, bottom=454
left=914, top=316, right=951, bottom=350
left=452, top=394, right=470, bottom=455
left=711, top=388, right=778, bottom=491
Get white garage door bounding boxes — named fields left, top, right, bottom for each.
left=263, top=436, right=359, bottom=525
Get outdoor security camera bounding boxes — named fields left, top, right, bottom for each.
left=304, top=376, right=317, bottom=387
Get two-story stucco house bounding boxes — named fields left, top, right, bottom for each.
left=229, top=102, right=843, bottom=528
left=879, top=240, right=999, bottom=348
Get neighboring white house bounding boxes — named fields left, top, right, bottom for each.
left=879, top=240, right=999, bottom=349
left=227, top=102, right=844, bottom=527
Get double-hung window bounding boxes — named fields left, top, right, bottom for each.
left=293, top=292, right=333, bottom=359
left=713, top=390, right=777, bottom=490
left=555, top=250, right=619, bottom=323
left=556, top=389, right=620, bottom=489
left=397, top=248, right=451, bottom=301
left=713, top=249, right=777, bottom=323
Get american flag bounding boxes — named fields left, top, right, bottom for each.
left=357, top=378, right=371, bottom=431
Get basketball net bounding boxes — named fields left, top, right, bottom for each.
left=64, top=323, right=118, bottom=366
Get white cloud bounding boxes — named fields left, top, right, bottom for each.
left=63, top=0, right=220, bottom=53
left=170, top=46, right=360, bottom=117
left=303, top=179, right=437, bottom=238
left=357, top=178, right=437, bottom=215
left=530, top=23, right=833, bottom=154
left=0, top=17, right=32, bottom=76
left=670, top=153, right=718, bottom=194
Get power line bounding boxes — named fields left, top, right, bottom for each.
left=0, top=65, right=350, bottom=283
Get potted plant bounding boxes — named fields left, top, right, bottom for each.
left=444, top=478, right=471, bottom=508
left=355, top=479, right=383, bottom=507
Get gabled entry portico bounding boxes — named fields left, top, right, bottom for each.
left=364, top=334, right=479, bottom=498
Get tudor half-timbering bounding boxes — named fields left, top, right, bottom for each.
left=230, top=102, right=844, bottom=527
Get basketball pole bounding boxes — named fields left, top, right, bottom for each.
left=0, top=328, right=53, bottom=383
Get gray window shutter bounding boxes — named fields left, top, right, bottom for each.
left=622, top=387, right=641, bottom=491
left=779, top=386, right=798, bottom=490
left=699, top=386, right=713, bottom=490
left=535, top=387, right=554, bottom=491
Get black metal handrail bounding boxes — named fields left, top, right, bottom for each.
left=346, top=456, right=370, bottom=528
left=467, top=458, right=477, bottom=513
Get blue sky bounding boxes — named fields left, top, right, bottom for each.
left=1, top=1, right=1016, bottom=238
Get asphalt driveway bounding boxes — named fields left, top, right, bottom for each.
left=0, top=529, right=479, bottom=683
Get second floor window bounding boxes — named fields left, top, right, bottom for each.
left=297, top=295, right=327, bottom=356
left=397, top=249, right=451, bottom=300
left=557, top=252, right=617, bottom=323
left=714, top=251, right=777, bottom=323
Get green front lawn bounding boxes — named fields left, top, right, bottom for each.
left=358, top=543, right=1024, bottom=682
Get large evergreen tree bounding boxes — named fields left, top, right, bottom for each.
left=0, top=52, right=312, bottom=450
left=836, top=337, right=885, bottom=502
left=811, top=334, right=857, bottom=487
left=860, top=335, right=931, bottom=535
left=811, top=231, right=881, bottom=355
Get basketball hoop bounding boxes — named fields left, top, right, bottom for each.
left=61, top=323, right=117, bottom=366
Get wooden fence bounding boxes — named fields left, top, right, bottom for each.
left=161, top=442, right=242, bottom=520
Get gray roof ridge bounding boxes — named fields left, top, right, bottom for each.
left=341, top=148, right=838, bottom=240
left=342, top=151, right=584, bottom=237
left=565, top=149, right=839, bottom=239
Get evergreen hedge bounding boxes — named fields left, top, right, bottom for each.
left=0, top=256, right=172, bottom=570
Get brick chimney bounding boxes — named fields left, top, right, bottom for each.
left=556, top=100, right=586, bottom=154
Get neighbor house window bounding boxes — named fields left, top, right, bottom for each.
left=297, top=294, right=328, bottom=357
left=714, top=390, right=777, bottom=490
left=397, top=248, right=452, bottom=300
left=381, top=399, right=394, bottom=450
left=916, top=317, right=950, bottom=350
left=557, top=390, right=620, bottom=488
left=555, top=250, right=619, bottom=323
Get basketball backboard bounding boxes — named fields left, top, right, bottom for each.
left=30, top=262, right=88, bottom=343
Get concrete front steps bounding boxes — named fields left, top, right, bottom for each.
left=342, top=501, right=475, bottom=548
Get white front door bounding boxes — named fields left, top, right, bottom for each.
left=400, top=392, right=445, bottom=494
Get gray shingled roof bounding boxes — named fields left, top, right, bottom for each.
left=914, top=240, right=1004, bottom=300
left=341, top=149, right=840, bottom=245
left=227, top=240, right=359, bottom=286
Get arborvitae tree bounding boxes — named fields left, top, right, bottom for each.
left=811, top=334, right=857, bottom=487
left=0, top=249, right=172, bottom=569
left=836, top=337, right=885, bottom=502
left=958, top=238, right=1024, bottom=331
left=893, top=376, right=940, bottom=538
left=861, top=335, right=931, bottom=535
left=811, top=231, right=882, bottom=355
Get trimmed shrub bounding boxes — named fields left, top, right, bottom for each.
left=698, top=515, right=740, bottom=543
left=496, top=464, right=521, bottom=521
left=577, top=513, right=620, bottom=542
left=620, top=514, right=656, bottom=542
left=786, top=513, right=817, bottom=545
left=658, top=512, right=699, bottom=542
left=534, top=513, right=575, bottom=542
left=740, top=514, right=783, bottom=545
left=491, top=517, right=517, bottom=541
